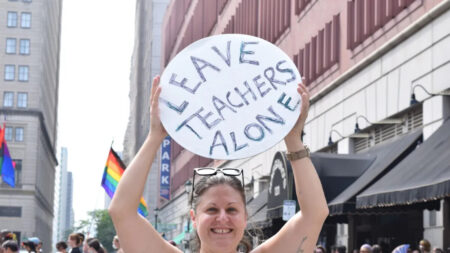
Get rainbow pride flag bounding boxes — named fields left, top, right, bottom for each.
left=101, top=148, right=148, bottom=216
left=0, top=125, right=15, bottom=187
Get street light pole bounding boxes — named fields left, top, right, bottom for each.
left=154, top=208, right=159, bottom=232
left=184, top=180, right=192, bottom=252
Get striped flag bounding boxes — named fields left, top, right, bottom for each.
left=101, top=147, right=148, bottom=216
left=0, top=125, right=15, bottom=187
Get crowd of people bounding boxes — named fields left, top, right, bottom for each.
left=0, top=230, right=124, bottom=253
left=314, top=239, right=449, bottom=253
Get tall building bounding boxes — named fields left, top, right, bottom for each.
left=0, top=0, right=62, bottom=251
left=123, top=0, right=170, bottom=224
left=52, top=147, right=74, bottom=247
left=158, top=0, right=450, bottom=251
left=66, top=172, right=74, bottom=233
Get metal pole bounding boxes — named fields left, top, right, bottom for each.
left=155, top=211, right=158, bottom=231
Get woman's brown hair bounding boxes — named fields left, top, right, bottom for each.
left=190, top=173, right=252, bottom=253
left=68, top=233, right=81, bottom=245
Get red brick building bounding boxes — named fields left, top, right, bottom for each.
left=159, top=0, right=450, bottom=250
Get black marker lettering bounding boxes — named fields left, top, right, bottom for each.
left=212, top=96, right=237, bottom=120
left=169, top=73, right=201, bottom=94
left=211, top=40, right=231, bottom=67
left=264, top=67, right=286, bottom=90
left=176, top=107, right=222, bottom=139
left=226, top=91, right=244, bottom=108
left=230, top=132, right=248, bottom=152
left=276, top=60, right=296, bottom=83
left=253, top=74, right=272, bottom=97
left=277, top=92, right=300, bottom=111
left=256, top=106, right=285, bottom=134
left=191, top=56, right=221, bottom=82
left=244, top=123, right=265, bottom=141
left=234, top=81, right=257, bottom=106
left=239, top=41, right=259, bottom=65
left=210, top=130, right=229, bottom=155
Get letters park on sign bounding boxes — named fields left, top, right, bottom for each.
left=159, top=34, right=302, bottom=160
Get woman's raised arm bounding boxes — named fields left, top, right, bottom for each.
left=253, top=80, right=329, bottom=253
left=108, top=76, right=182, bottom=253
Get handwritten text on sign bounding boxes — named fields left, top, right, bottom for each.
left=159, top=34, right=302, bottom=160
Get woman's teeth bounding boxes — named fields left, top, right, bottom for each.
left=211, top=229, right=232, bottom=234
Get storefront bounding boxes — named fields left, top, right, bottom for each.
left=356, top=118, right=450, bottom=250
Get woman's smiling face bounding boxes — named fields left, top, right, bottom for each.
left=191, top=184, right=247, bottom=253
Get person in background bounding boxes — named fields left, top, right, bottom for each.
left=21, top=240, right=36, bottom=253
left=87, top=239, right=105, bottom=253
left=433, top=248, right=444, bottom=253
left=338, top=246, right=347, bottom=253
left=76, top=233, right=85, bottom=253
left=68, top=233, right=82, bottom=253
left=331, top=245, right=339, bottom=253
left=56, top=241, right=68, bottom=253
left=372, top=244, right=382, bottom=253
left=112, top=236, right=124, bottom=253
left=360, top=244, right=372, bottom=253
left=315, top=245, right=327, bottom=253
left=2, top=240, right=19, bottom=253
left=393, top=244, right=410, bottom=253
left=83, top=238, right=95, bottom=253
left=27, top=238, right=41, bottom=253
left=420, top=240, right=431, bottom=253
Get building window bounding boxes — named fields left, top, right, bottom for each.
left=5, top=127, right=13, bottom=141
left=20, top=12, right=31, bottom=28
left=15, top=127, right=24, bottom=142
left=17, top=93, right=27, bottom=108
left=12, top=159, right=22, bottom=186
left=3, top=92, right=14, bottom=107
left=7, top=12, right=18, bottom=27
left=18, top=66, right=28, bottom=82
left=4, top=65, right=15, bottom=81
left=354, top=106, right=423, bottom=153
left=429, top=210, right=436, bottom=227
left=6, top=38, right=17, bottom=54
left=19, top=39, right=30, bottom=55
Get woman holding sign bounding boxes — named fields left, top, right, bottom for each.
left=109, top=74, right=329, bottom=253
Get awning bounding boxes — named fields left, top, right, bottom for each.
left=328, top=129, right=422, bottom=215
left=172, top=232, right=185, bottom=245
left=246, top=188, right=271, bottom=229
left=247, top=188, right=268, bottom=217
left=266, top=151, right=373, bottom=219
left=356, top=118, right=450, bottom=208
left=171, top=223, right=193, bottom=245
left=311, top=152, right=374, bottom=202
left=247, top=205, right=272, bottom=229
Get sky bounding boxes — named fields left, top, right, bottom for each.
left=58, top=1, right=137, bottom=223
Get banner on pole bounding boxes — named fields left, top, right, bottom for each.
left=160, top=136, right=171, bottom=200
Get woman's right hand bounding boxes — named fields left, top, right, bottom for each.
left=148, top=75, right=168, bottom=141
left=110, top=75, right=181, bottom=253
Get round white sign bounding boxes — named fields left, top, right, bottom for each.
left=159, top=34, right=302, bottom=160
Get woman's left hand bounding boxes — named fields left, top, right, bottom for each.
left=284, top=78, right=309, bottom=144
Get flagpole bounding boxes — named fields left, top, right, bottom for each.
left=87, top=140, right=114, bottom=236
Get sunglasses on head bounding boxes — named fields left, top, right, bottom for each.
left=190, top=167, right=245, bottom=205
